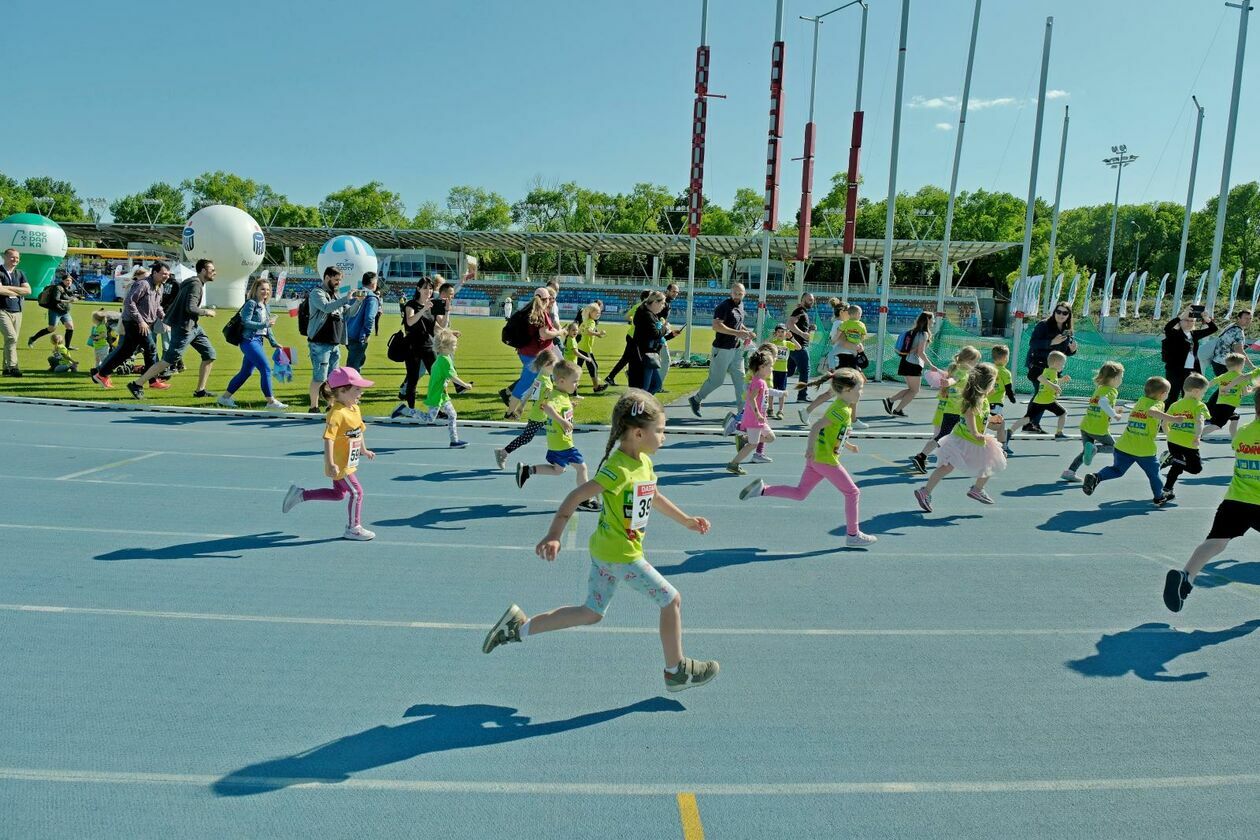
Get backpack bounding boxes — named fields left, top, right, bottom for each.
left=37, top=284, right=57, bottom=309
left=895, top=328, right=915, bottom=356
left=296, top=292, right=312, bottom=336
left=501, top=306, right=534, bottom=349
left=222, top=304, right=245, bottom=346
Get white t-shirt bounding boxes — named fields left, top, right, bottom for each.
left=1182, top=330, right=1195, bottom=369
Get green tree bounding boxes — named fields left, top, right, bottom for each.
left=444, top=186, right=510, bottom=230
left=109, top=182, right=186, bottom=224
left=20, top=176, right=87, bottom=220
left=410, top=201, right=442, bottom=230
left=320, top=182, right=407, bottom=229
left=181, top=171, right=272, bottom=211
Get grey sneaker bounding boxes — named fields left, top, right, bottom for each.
left=914, top=488, right=933, bottom=513
left=966, top=486, right=995, bottom=504
left=216, top=394, right=238, bottom=408
left=750, top=452, right=773, bottom=464
left=483, top=604, right=526, bottom=654
left=726, top=462, right=747, bottom=476
left=722, top=413, right=739, bottom=436
left=1060, top=470, right=1079, bottom=482
left=664, top=657, right=720, bottom=692
left=846, top=532, right=878, bottom=547
left=740, top=478, right=766, bottom=500
left=494, top=448, right=508, bottom=470
left=798, top=407, right=811, bottom=425
left=343, top=525, right=376, bottom=541
left=282, top=484, right=304, bottom=513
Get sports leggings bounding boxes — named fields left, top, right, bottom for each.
left=225, top=337, right=273, bottom=398
left=302, top=473, right=364, bottom=527
left=762, top=461, right=861, bottom=536
left=504, top=420, right=546, bottom=453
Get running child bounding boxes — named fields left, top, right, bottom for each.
left=515, top=360, right=600, bottom=511
left=1164, top=397, right=1260, bottom=612
left=495, top=348, right=559, bottom=469
left=1160, top=372, right=1211, bottom=500
left=483, top=390, right=720, bottom=693
left=420, top=328, right=471, bottom=448
left=86, top=310, right=116, bottom=370
left=723, top=341, right=780, bottom=437
left=1202, top=353, right=1254, bottom=439
left=46, top=334, right=77, bottom=373
left=913, top=362, right=1007, bottom=511
left=282, top=366, right=377, bottom=540
left=1081, top=376, right=1177, bottom=506
left=769, top=323, right=796, bottom=420
left=574, top=303, right=607, bottom=393
left=1010, top=350, right=1070, bottom=444
left=909, top=345, right=981, bottom=474
left=989, top=344, right=1016, bottom=454
left=728, top=350, right=786, bottom=474
left=1061, top=361, right=1126, bottom=482
left=740, top=367, right=876, bottom=547
left=561, top=321, right=581, bottom=365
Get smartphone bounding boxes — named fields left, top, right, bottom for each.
left=1190, top=304, right=1206, bottom=316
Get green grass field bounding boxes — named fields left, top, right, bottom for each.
left=0, top=302, right=717, bottom=423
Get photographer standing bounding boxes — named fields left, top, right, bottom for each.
left=1026, top=302, right=1078, bottom=394
left=1162, top=305, right=1218, bottom=402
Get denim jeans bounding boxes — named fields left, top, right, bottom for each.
left=1095, top=449, right=1163, bottom=498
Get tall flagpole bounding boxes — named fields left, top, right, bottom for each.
left=1205, top=1, right=1252, bottom=312
left=1043, top=105, right=1070, bottom=310
left=1009, top=16, right=1053, bottom=382
left=874, top=0, right=910, bottom=380
left=935, top=0, right=982, bottom=322
left=1172, top=97, right=1205, bottom=314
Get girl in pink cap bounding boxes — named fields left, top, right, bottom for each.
left=282, top=366, right=377, bottom=540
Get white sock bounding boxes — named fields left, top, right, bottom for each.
left=667, top=660, right=684, bottom=674
left=519, top=619, right=531, bottom=639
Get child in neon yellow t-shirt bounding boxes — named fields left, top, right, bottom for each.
left=1010, top=351, right=1071, bottom=447
left=769, top=324, right=795, bottom=420
left=483, top=390, right=720, bottom=694
left=495, top=348, right=560, bottom=470
left=514, top=360, right=600, bottom=511
left=1062, top=361, right=1127, bottom=482
left=1203, top=352, right=1257, bottom=440
left=1083, top=376, right=1177, bottom=505
left=1161, top=373, right=1211, bottom=499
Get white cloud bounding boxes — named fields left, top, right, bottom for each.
left=968, top=96, right=1018, bottom=110
left=935, top=122, right=953, bottom=131
left=910, top=95, right=959, bottom=109
left=911, top=92, right=1067, bottom=111
left=1046, top=89, right=1070, bottom=99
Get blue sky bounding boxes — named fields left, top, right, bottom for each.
left=13, top=0, right=1256, bottom=219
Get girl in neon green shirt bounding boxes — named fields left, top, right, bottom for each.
left=495, top=348, right=559, bottom=470
left=1062, top=361, right=1127, bottom=482
left=483, top=390, right=721, bottom=694
left=910, top=345, right=981, bottom=475
left=914, top=362, right=1007, bottom=510
left=1083, top=376, right=1177, bottom=504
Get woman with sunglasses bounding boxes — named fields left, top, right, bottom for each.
left=1026, top=302, right=1078, bottom=396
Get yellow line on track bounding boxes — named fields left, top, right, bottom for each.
left=677, top=792, right=705, bottom=839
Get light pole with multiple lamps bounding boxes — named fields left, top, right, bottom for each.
left=1102, top=145, right=1138, bottom=301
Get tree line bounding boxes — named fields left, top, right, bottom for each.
left=2, top=169, right=1258, bottom=298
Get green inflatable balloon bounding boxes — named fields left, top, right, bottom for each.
left=0, top=213, right=68, bottom=298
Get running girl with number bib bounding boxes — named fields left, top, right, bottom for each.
left=482, top=390, right=720, bottom=693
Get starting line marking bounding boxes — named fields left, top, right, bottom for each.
left=2, top=766, right=1260, bottom=796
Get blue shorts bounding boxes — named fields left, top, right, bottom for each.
left=162, top=324, right=216, bottom=365
left=308, top=341, right=341, bottom=383
left=546, top=447, right=585, bottom=468
left=47, top=310, right=72, bottom=328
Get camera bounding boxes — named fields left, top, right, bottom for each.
left=1189, top=304, right=1206, bottom=316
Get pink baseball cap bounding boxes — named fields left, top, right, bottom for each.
left=327, top=367, right=374, bottom=389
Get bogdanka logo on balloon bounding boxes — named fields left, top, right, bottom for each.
left=10, top=230, right=47, bottom=249
left=182, top=227, right=195, bottom=251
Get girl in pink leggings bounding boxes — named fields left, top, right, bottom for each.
left=282, top=367, right=377, bottom=541
left=739, top=367, right=876, bottom=548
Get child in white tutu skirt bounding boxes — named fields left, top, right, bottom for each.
left=914, top=362, right=1007, bottom=512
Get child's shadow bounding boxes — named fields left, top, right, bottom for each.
left=374, top=504, right=547, bottom=531
left=1001, top=481, right=1069, bottom=498
left=653, top=461, right=735, bottom=487
left=1195, top=559, right=1260, bottom=590
left=849, top=465, right=918, bottom=489
left=1037, top=501, right=1159, bottom=535
left=394, top=469, right=499, bottom=483
left=655, top=546, right=846, bottom=575
left=859, top=510, right=981, bottom=536
left=1065, top=620, right=1260, bottom=682
left=95, top=531, right=333, bottom=561
left=212, top=697, right=684, bottom=797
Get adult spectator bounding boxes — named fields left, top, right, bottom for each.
left=659, top=283, right=681, bottom=379
left=157, top=266, right=184, bottom=370
left=547, top=279, right=562, bottom=348
left=786, top=292, right=816, bottom=401
left=344, top=271, right=381, bottom=371
left=502, top=295, right=513, bottom=320
left=28, top=271, right=77, bottom=349
left=688, top=282, right=755, bottom=416
left=1162, top=306, right=1218, bottom=402
left=505, top=286, right=561, bottom=418
left=433, top=280, right=459, bottom=335
left=1026, top=301, right=1079, bottom=394
left=91, top=262, right=170, bottom=390
left=392, top=277, right=438, bottom=419
left=306, top=267, right=357, bottom=413
left=1210, top=310, right=1251, bottom=376
left=604, top=290, right=651, bottom=387
left=629, top=291, right=669, bottom=395
left=0, top=248, right=31, bottom=377
left=218, top=277, right=287, bottom=412
left=884, top=311, right=940, bottom=416
left=128, top=259, right=219, bottom=400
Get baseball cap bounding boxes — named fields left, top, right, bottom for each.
left=327, top=367, right=374, bottom=389
left=774, top=322, right=787, bottom=331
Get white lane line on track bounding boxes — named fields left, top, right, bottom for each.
left=55, top=451, right=163, bottom=480
left=3, top=766, right=1260, bottom=796
left=0, top=602, right=1231, bottom=637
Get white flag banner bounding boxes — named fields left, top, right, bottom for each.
left=1051, top=272, right=1065, bottom=305
left=1194, top=270, right=1208, bottom=304
left=1134, top=271, right=1149, bottom=318
left=1154, top=273, right=1169, bottom=320
left=1227, top=268, right=1243, bottom=317
left=1082, top=273, right=1096, bottom=316
left=1067, top=273, right=1081, bottom=309
left=1119, top=272, right=1136, bottom=317
left=1250, top=273, right=1260, bottom=313
left=1102, top=272, right=1118, bottom=317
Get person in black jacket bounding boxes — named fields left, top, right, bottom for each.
left=28, top=271, right=78, bottom=349
left=628, top=291, right=668, bottom=394
left=1025, top=302, right=1079, bottom=393
left=1162, top=306, right=1218, bottom=402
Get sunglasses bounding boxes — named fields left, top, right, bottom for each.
left=1054, top=309, right=1070, bottom=315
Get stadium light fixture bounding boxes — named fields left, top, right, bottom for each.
left=1102, top=145, right=1139, bottom=292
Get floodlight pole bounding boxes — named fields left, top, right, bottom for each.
left=756, top=0, right=787, bottom=341
left=840, top=1, right=869, bottom=303
left=935, top=0, right=982, bottom=322
left=1102, top=147, right=1138, bottom=313
left=1009, top=16, right=1052, bottom=383
left=874, top=0, right=910, bottom=380
left=1206, top=0, right=1252, bottom=312
left=1043, top=105, right=1069, bottom=312
left=1173, top=97, right=1205, bottom=313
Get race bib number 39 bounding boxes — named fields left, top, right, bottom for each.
left=629, top=481, right=656, bottom=531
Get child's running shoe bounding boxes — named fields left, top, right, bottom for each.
left=498, top=387, right=511, bottom=406
left=750, top=452, right=773, bottom=464
left=1002, top=443, right=1015, bottom=456
left=1160, top=450, right=1173, bottom=470
left=494, top=448, right=509, bottom=469
left=688, top=396, right=702, bottom=417
left=966, top=486, right=994, bottom=504
left=909, top=453, right=928, bottom=474
left=90, top=370, right=113, bottom=389
left=664, top=657, right=720, bottom=692
left=282, top=484, right=304, bottom=513
left=1162, top=491, right=1176, bottom=502
left=577, top=499, right=602, bottom=512
left=1163, top=569, right=1192, bottom=612
left=449, top=440, right=469, bottom=449
left=882, top=397, right=894, bottom=415
left=739, top=478, right=766, bottom=500
left=265, top=400, right=288, bottom=413
left=1054, top=432, right=1068, bottom=440
left=126, top=381, right=145, bottom=399
left=722, top=412, right=739, bottom=436
left=845, top=532, right=878, bottom=547
left=483, top=604, right=526, bottom=653
left=149, top=379, right=170, bottom=390
left=852, top=418, right=869, bottom=429
left=726, top=462, right=747, bottom=476
left=343, top=525, right=376, bottom=541
left=1082, top=473, right=1099, bottom=496
left=192, top=389, right=216, bottom=398
left=390, top=404, right=412, bottom=419
left=772, top=410, right=783, bottom=420
left=913, top=488, right=933, bottom=512
left=798, top=407, right=811, bottom=425
left=1060, top=470, right=1079, bottom=482
left=515, top=463, right=531, bottom=488
left=1153, top=493, right=1172, bottom=507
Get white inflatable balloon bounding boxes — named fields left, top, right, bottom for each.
left=317, top=235, right=379, bottom=296
left=181, top=205, right=265, bottom=308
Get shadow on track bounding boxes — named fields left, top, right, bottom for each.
left=1065, top=620, right=1260, bottom=682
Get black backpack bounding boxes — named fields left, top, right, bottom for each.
left=297, top=292, right=312, bottom=336
left=37, top=284, right=57, bottom=309
left=501, top=306, right=534, bottom=349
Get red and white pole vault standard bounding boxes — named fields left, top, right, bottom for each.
left=841, top=1, right=869, bottom=304
left=684, top=0, right=723, bottom=359
left=755, top=0, right=786, bottom=341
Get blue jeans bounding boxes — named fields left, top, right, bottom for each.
left=511, top=353, right=539, bottom=400
left=226, top=337, right=273, bottom=398
left=345, top=339, right=369, bottom=372
left=308, top=341, right=341, bottom=383
left=641, top=364, right=663, bottom=394
left=1095, top=449, right=1163, bottom=499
